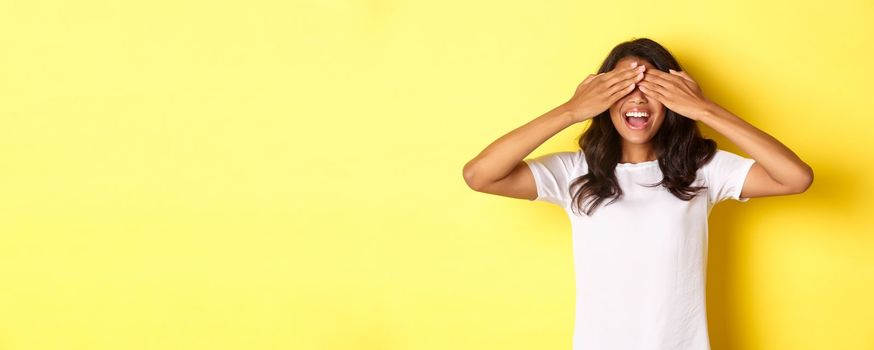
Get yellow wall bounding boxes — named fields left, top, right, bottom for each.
left=1, top=1, right=871, bottom=349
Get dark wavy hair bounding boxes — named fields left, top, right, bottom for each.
left=569, top=37, right=717, bottom=216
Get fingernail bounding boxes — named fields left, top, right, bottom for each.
left=630, top=62, right=638, bottom=68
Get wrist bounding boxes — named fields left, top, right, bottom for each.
left=557, top=102, right=588, bottom=125
left=696, top=100, right=722, bottom=124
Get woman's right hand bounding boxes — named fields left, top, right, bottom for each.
left=563, top=62, right=647, bottom=123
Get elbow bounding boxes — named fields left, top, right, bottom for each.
left=788, top=164, right=814, bottom=194
left=463, top=161, right=484, bottom=192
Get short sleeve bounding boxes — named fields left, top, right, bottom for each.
left=702, top=149, right=756, bottom=205
left=523, top=150, right=584, bottom=208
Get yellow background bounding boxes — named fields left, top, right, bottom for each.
left=1, top=0, right=872, bottom=349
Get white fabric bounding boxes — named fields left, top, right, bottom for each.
left=524, top=149, right=755, bottom=350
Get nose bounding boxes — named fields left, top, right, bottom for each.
left=627, top=87, right=647, bottom=103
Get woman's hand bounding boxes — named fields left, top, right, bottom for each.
left=637, top=68, right=713, bottom=121
left=563, top=62, right=646, bottom=123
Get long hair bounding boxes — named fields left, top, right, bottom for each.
left=569, top=37, right=717, bottom=216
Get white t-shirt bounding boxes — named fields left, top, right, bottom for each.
left=524, top=148, right=755, bottom=350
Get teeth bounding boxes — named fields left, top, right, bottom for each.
left=625, top=111, right=649, bottom=117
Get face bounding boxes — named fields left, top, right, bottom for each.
left=608, top=56, right=666, bottom=145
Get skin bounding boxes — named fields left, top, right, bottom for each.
left=463, top=55, right=813, bottom=201
left=607, top=56, right=664, bottom=163
left=636, top=58, right=814, bottom=198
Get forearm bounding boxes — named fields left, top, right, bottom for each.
left=464, top=103, right=577, bottom=189
left=698, top=101, right=814, bottom=189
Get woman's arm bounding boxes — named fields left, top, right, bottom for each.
left=462, top=103, right=575, bottom=194
left=464, top=62, right=646, bottom=197
left=697, top=102, right=814, bottom=197
left=638, top=68, right=814, bottom=198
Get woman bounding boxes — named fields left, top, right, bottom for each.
left=462, top=38, right=813, bottom=349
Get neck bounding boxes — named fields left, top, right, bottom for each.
left=620, top=142, right=656, bottom=164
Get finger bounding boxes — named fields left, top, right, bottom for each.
left=643, top=68, right=675, bottom=80
left=638, top=80, right=667, bottom=93
left=608, top=73, right=642, bottom=95
left=606, top=65, right=645, bottom=87
left=669, top=69, right=696, bottom=84
left=589, top=72, right=606, bottom=83
left=605, top=61, right=643, bottom=79
left=580, top=74, right=597, bottom=86
left=606, top=78, right=637, bottom=99
left=638, top=84, right=664, bottom=101
left=642, top=70, right=676, bottom=89
left=668, top=68, right=689, bottom=78
left=609, top=81, right=636, bottom=100
left=638, top=81, right=667, bottom=99
left=651, top=68, right=695, bottom=87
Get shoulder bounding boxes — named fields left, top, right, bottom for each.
left=696, top=148, right=756, bottom=187
left=700, top=148, right=746, bottom=170
left=524, top=149, right=587, bottom=173
left=697, top=148, right=756, bottom=203
left=555, top=149, right=586, bottom=168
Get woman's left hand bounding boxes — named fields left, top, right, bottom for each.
left=638, top=68, right=713, bottom=121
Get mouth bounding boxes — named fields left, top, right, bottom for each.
left=623, top=109, right=651, bottom=130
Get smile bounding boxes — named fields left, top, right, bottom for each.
left=624, top=111, right=651, bottom=130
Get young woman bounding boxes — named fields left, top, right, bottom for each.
left=462, top=38, right=813, bottom=349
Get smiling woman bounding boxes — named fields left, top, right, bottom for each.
left=462, top=37, right=813, bottom=350
left=573, top=41, right=726, bottom=217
